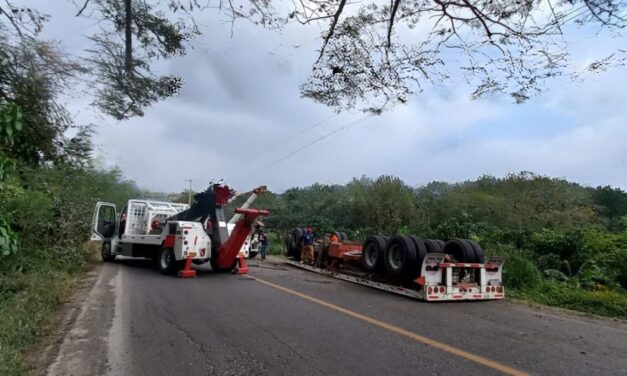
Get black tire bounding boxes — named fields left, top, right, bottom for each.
left=340, top=232, right=348, bottom=241
left=210, top=256, right=238, bottom=273
left=463, top=239, right=485, bottom=263
left=361, top=236, right=386, bottom=272
left=158, top=248, right=178, bottom=275
left=249, top=251, right=259, bottom=259
left=283, top=236, right=291, bottom=256
left=384, top=236, right=421, bottom=280
left=292, top=248, right=302, bottom=261
left=443, top=239, right=474, bottom=263
left=459, top=239, right=479, bottom=263
left=291, top=228, right=304, bottom=248
left=101, top=242, right=116, bottom=262
left=407, top=235, right=428, bottom=267
left=424, top=239, right=444, bottom=253
left=290, top=228, right=304, bottom=257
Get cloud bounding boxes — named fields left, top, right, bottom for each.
left=30, top=0, right=627, bottom=193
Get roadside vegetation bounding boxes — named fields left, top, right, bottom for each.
left=0, top=32, right=142, bottom=376
left=252, top=174, right=627, bottom=319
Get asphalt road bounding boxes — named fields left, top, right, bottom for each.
left=44, top=256, right=627, bottom=376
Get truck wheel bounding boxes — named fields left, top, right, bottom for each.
left=463, top=239, right=485, bottom=263
left=384, top=236, right=420, bottom=280
left=158, top=248, right=177, bottom=275
left=362, top=236, right=386, bottom=272
left=289, top=228, right=304, bottom=259
left=292, top=248, right=302, bottom=261
left=340, top=232, right=348, bottom=241
left=424, top=239, right=444, bottom=253
left=291, top=228, right=304, bottom=250
left=101, top=242, right=116, bottom=262
left=249, top=251, right=259, bottom=259
left=443, top=239, right=474, bottom=263
left=283, top=237, right=291, bottom=256
left=407, top=236, right=428, bottom=268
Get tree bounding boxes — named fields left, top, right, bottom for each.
left=593, top=186, right=627, bottom=230
left=291, top=0, right=627, bottom=111
left=0, top=31, right=92, bottom=166
left=0, top=0, right=193, bottom=120
left=3, top=1, right=625, bottom=120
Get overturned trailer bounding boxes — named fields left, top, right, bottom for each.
left=285, top=234, right=505, bottom=302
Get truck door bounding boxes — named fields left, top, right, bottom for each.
left=91, top=202, right=117, bottom=241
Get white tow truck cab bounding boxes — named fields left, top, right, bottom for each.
left=91, top=184, right=268, bottom=274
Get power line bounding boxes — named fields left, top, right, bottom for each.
left=266, top=102, right=399, bottom=168
left=545, top=4, right=590, bottom=31
left=560, top=7, right=591, bottom=25
left=259, top=112, right=341, bottom=156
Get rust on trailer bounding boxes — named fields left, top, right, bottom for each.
left=328, top=242, right=363, bottom=259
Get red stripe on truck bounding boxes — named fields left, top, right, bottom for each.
left=163, top=234, right=175, bottom=248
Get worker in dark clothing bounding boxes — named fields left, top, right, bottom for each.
left=300, top=226, right=315, bottom=263
left=260, top=231, right=269, bottom=260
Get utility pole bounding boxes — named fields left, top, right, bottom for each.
left=185, top=179, right=192, bottom=205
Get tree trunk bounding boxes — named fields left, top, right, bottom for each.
left=124, top=0, right=132, bottom=73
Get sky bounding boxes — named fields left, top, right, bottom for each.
left=28, top=0, right=627, bottom=194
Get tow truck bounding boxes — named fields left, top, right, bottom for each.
left=91, top=183, right=268, bottom=275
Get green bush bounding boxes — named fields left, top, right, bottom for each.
left=524, top=282, right=627, bottom=319
left=503, top=254, right=542, bottom=290
left=0, top=163, right=141, bottom=373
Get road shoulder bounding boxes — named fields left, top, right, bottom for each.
left=27, top=263, right=119, bottom=376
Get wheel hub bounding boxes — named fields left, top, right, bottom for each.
left=389, top=244, right=402, bottom=270
left=161, top=249, right=171, bottom=269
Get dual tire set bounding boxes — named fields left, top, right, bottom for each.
left=283, top=228, right=348, bottom=260
left=362, top=236, right=485, bottom=281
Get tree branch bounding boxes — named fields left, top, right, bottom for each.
left=0, top=4, right=23, bottom=37
left=75, top=0, right=91, bottom=17
left=317, top=0, right=347, bottom=63
left=387, top=0, right=401, bottom=49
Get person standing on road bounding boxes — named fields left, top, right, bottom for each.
left=300, top=226, right=315, bottom=263
left=260, top=231, right=269, bottom=261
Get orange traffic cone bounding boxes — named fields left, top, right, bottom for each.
left=178, top=256, right=197, bottom=278
left=236, top=253, right=248, bottom=274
